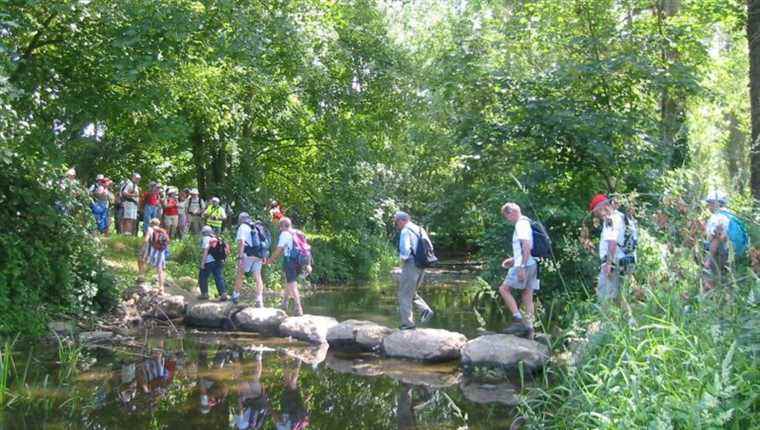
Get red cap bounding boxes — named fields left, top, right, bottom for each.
left=588, top=194, right=609, bottom=212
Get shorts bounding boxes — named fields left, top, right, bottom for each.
left=122, top=201, right=138, bottom=220
left=597, top=266, right=621, bottom=302
left=239, top=256, right=262, bottom=275
left=283, top=258, right=299, bottom=283
left=164, top=215, right=179, bottom=229
left=504, top=265, right=539, bottom=291
left=148, top=247, right=168, bottom=269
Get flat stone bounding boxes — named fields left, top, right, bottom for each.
left=233, top=307, right=288, bottom=334
left=78, top=331, right=114, bottom=344
left=461, top=334, right=549, bottom=373
left=152, top=295, right=186, bottom=319
left=326, top=354, right=461, bottom=387
left=279, top=315, right=339, bottom=344
left=327, top=320, right=394, bottom=351
left=185, top=302, right=234, bottom=328
left=48, top=321, right=76, bottom=336
left=460, top=380, right=520, bottom=406
left=284, top=343, right=329, bottom=365
left=382, top=328, right=467, bottom=362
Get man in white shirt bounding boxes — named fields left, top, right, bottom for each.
left=498, top=203, right=539, bottom=336
left=120, top=173, right=141, bottom=235
left=394, top=211, right=434, bottom=330
left=266, top=217, right=304, bottom=316
left=232, top=212, right=265, bottom=306
left=589, top=194, right=627, bottom=303
left=703, top=190, right=730, bottom=290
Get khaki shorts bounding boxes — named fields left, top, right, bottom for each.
left=164, top=215, right=179, bottom=229
left=504, top=264, right=539, bottom=291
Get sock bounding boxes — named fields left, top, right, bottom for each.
left=514, top=311, right=523, bottom=320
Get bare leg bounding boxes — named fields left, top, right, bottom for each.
left=157, top=267, right=165, bottom=294
left=234, top=264, right=246, bottom=295
left=254, top=269, right=264, bottom=301
left=521, top=288, right=534, bottom=328
left=499, top=284, right=520, bottom=317
left=288, top=281, right=303, bottom=315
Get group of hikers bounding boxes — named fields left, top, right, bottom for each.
left=68, top=168, right=751, bottom=336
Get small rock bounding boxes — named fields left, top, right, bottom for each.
left=461, top=334, right=549, bottom=373
left=279, top=315, right=339, bottom=344
left=460, top=380, right=520, bottom=406
left=48, top=321, right=75, bottom=337
left=185, top=302, right=234, bottom=328
left=78, top=331, right=114, bottom=344
left=382, top=328, right=467, bottom=362
left=233, top=307, right=287, bottom=334
left=327, top=320, right=394, bottom=351
left=176, top=276, right=196, bottom=290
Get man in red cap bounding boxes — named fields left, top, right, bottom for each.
left=589, top=194, right=629, bottom=303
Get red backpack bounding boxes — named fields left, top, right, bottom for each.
left=151, top=228, right=170, bottom=251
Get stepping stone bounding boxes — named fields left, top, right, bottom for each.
left=233, top=307, right=287, bottom=334
left=382, top=328, right=467, bottom=362
left=461, top=334, right=549, bottom=373
left=185, top=302, right=234, bottom=328
left=460, top=380, right=520, bottom=406
left=327, top=319, right=394, bottom=351
left=152, top=295, right=186, bottom=320
left=279, top=315, right=339, bottom=344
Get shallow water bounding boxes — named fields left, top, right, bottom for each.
left=2, top=282, right=523, bottom=430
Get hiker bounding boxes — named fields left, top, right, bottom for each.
left=234, top=351, right=271, bottom=430
left=232, top=212, right=269, bottom=306
left=143, top=182, right=162, bottom=235
left=89, top=174, right=112, bottom=236
left=702, top=190, right=731, bottom=290
left=273, top=357, right=309, bottom=430
left=198, top=225, right=229, bottom=301
left=178, top=188, right=190, bottom=237
left=187, top=189, right=205, bottom=234
left=588, top=194, right=635, bottom=303
left=269, top=200, right=285, bottom=222
left=393, top=211, right=434, bottom=330
left=266, top=217, right=310, bottom=316
left=498, top=203, right=540, bottom=336
left=120, top=173, right=141, bottom=235
left=203, top=197, right=227, bottom=235
left=163, top=188, right=181, bottom=239
left=140, top=218, right=169, bottom=294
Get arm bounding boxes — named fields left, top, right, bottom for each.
left=200, top=247, right=209, bottom=269
left=603, top=240, right=617, bottom=275
left=237, top=239, right=246, bottom=260
left=398, top=229, right=412, bottom=264
left=517, top=238, right=532, bottom=281
left=268, top=246, right=284, bottom=264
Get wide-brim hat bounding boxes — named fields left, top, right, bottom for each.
left=190, top=188, right=199, bottom=195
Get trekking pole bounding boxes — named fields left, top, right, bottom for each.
left=510, top=174, right=571, bottom=296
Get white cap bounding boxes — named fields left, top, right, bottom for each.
left=705, top=189, right=728, bottom=206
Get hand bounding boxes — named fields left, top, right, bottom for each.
left=517, top=267, right=526, bottom=282
left=501, top=258, right=514, bottom=269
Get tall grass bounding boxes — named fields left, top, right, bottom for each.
left=0, top=338, right=16, bottom=406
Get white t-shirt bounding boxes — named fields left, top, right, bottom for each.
left=705, top=212, right=730, bottom=239
left=236, top=223, right=252, bottom=247
left=277, top=230, right=294, bottom=256
left=513, top=216, right=536, bottom=267
left=599, top=210, right=626, bottom=262
left=201, top=236, right=216, bottom=263
left=399, top=222, right=422, bottom=261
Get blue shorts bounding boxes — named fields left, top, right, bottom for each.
left=283, top=258, right=299, bottom=283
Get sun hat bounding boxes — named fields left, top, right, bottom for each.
left=588, top=194, right=609, bottom=212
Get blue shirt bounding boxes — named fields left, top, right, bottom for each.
left=399, top=222, right=422, bottom=261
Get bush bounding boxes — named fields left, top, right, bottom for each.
left=0, top=153, right=118, bottom=336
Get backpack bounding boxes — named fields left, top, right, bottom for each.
left=288, top=229, right=312, bottom=269
left=619, top=210, right=639, bottom=261
left=244, top=221, right=272, bottom=258
left=529, top=219, right=552, bottom=259
left=209, top=236, right=229, bottom=262
left=411, top=226, right=438, bottom=269
left=718, top=210, right=750, bottom=257
left=151, top=228, right=170, bottom=251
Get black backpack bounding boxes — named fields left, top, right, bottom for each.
left=209, top=237, right=229, bottom=262
left=244, top=221, right=272, bottom=258
left=411, top=227, right=438, bottom=268
left=529, top=220, right=552, bottom=259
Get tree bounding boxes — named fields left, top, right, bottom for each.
left=749, top=0, right=760, bottom=200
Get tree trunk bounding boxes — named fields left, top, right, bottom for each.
left=749, top=0, right=760, bottom=200
left=659, top=0, right=688, bottom=168
left=191, top=127, right=207, bottom=197
left=724, top=111, right=749, bottom=193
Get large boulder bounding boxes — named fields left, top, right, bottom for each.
left=382, top=328, right=467, bottom=362
left=279, top=315, right=339, bottom=344
left=461, top=334, right=549, bottom=373
left=152, top=295, right=186, bottom=320
left=327, top=320, right=394, bottom=351
left=233, top=307, right=287, bottom=334
left=185, top=302, right=234, bottom=328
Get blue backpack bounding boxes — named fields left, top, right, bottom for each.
left=718, top=210, right=749, bottom=257
left=244, top=221, right=272, bottom=258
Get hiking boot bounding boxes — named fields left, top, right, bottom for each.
left=197, top=294, right=209, bottom=301
left=420, top=309, right=434, bottom=324
left=219, top=294, right=229, bottom=302
left=502, top=319, right=529, bottom=337
left=399, top=324, right=416, bottom=331
left=231, top=291, right=240, bottom=305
